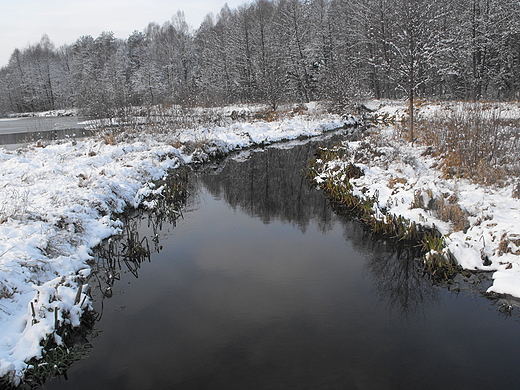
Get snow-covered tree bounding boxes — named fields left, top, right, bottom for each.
left=1, top=0, right=519, bottom=116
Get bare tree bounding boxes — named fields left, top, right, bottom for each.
left=1, top=0, right=519, bottom=116
left=384, top=0, right=443, bottom=142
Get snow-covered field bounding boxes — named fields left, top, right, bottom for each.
left=366, top=99, right=520, bottom=121
left=0, top=109, right=347, bottom=384
left=1, top=100, right=519, bottom=385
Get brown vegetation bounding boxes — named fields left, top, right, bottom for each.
left=411, top=104, right=520, bottom=187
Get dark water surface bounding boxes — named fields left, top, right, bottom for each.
left=46, top=135, right=520, bottom=390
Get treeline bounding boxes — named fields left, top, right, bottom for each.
left=1, top=0, right=519, bottom=117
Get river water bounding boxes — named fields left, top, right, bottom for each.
left=0, top=116, right=91, bottom=146
left=44, top=133, right=520, bottom=390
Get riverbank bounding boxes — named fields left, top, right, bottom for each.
left=1, top=99, right=519, bottom=386
left=309, top=100, right=520, bottom=297
left=0, top=104, right=350, bottom=385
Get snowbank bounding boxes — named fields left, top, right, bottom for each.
left=0, top=113, right=348, bottom=384
left=0, top=139, right=181, bottom=383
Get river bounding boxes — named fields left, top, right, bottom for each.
left=43, top=133, right=520, bottom=390
left=0, top=115, right=91, bottom=147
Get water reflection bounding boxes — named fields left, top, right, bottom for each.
left=40, top=132, right=520, bottom=389
left=199, top=137, right=439, bottom=316
left=202, top=144, right=337, bottom=232
left=88, top=168, right=189, bottom=319
left=87, top=131, right=518, bottom=322
left=367, top=244, right=439, bottom=316
left=91, top=218, right=152, bottom=300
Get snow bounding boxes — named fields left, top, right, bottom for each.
left=7, top=109, right=77, bottom=118
left=0, top=111, right=349, bottom=384
left=1, top=100, right=519, bottom=384
left=367, top=99, right=520, bottom=122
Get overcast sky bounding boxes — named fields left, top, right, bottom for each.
left=0, top=0, right=247, bottom=67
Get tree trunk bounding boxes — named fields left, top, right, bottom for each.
left=409, top=88, right=414, bottom=144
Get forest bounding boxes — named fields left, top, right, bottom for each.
left=0, top=0, right=519, bottom=117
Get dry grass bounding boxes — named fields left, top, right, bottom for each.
left=436, top=195, right=469, bottom=232
left=512, top=182, right=520, bottom=199
left=498, top=233, right=520, bottom=256
left=388, top=177, right=408, bottom=189
left=0, top=281, right=15, bottom=301
left=412, top=103, right=520, bottom=187
left=101, top=132, right=117, bottom=145
left=410, top=188, right=470, bottom=232
left=0, top=188, right=29, bottom=224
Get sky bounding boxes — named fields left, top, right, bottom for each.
left=0, top=0, right=247, bottom=67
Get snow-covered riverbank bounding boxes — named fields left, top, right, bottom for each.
left=311, top=100, right=520, bottom=297
left=0, top=110, right=348, bottom=384
left=1, top=99, right=519, bottom=385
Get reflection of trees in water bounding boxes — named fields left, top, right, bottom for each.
left=27, top=136, right=520, bottom=387
left=366, top=243, right=439, bottom=316
left=200, top=139, right=439, bottom=315
left=89, top=169, right=189, bottom=317
left=200, top=138, right=520, bottom=318
left=343, top=213, right=520, bottom=318
left=201, top=141, right=338, bottom=233
left=91, top=138, right=520, bottom=331
left=332, top=204, right=520, bottom=318
left=334, top=207, right=439, bottom=316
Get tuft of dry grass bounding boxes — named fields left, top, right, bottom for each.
left=512, top=182, right=520, bottom=199
left=0, top=189, right=29, bottom=223
left=410, top=188, right=470, bottom=232
left=436, top=196, right=469, bottom=232
left=102, top=132, right=117, bottom=145
left=388, top=177, right=408, bottom=189
left=498, top=233, right=520, bottom=256
left=0, top=281, right=15, bottom=301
